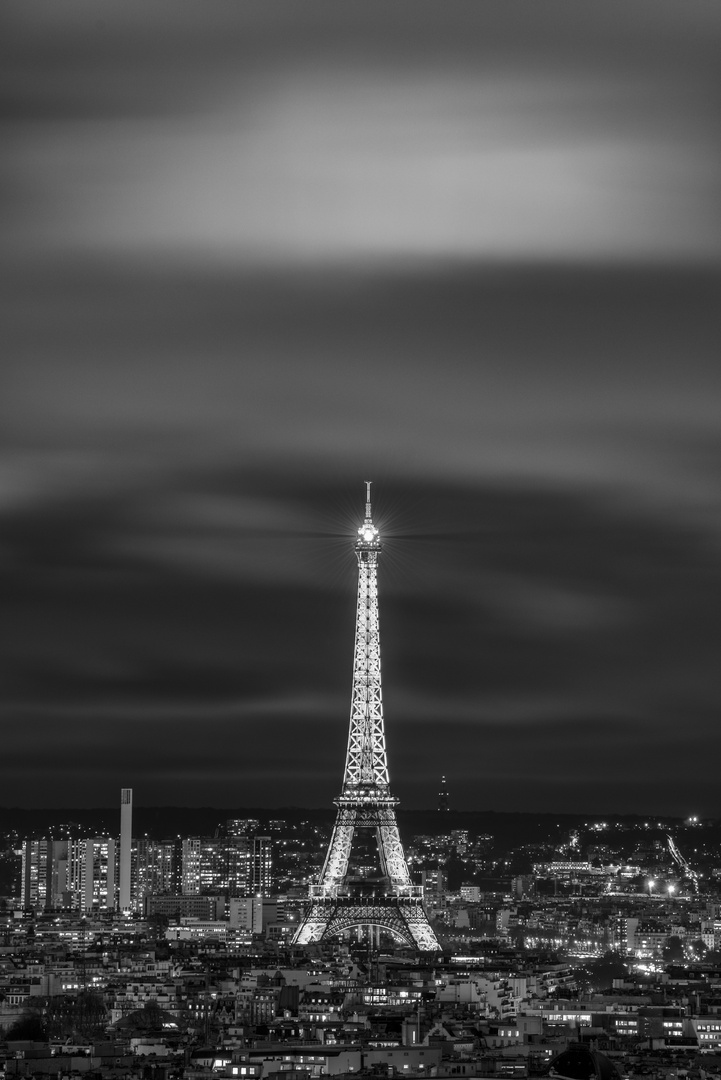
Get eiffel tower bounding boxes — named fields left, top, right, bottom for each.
left=293, top=484, right=440, bottom=951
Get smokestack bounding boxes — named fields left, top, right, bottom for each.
left=119, top=788, right=132, bottom=911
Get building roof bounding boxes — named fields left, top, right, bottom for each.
left=547, top=1046, right=623, bottom=1080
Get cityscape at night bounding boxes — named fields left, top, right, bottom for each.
left=3, top=1, right=721, bottom=1079
left=5, top=482, right=721, bottom=1080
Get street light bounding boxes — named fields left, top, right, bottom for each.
left=648, top=879, right=656, bottom=897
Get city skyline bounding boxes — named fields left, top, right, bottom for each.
left=3, top=2, right=721, bottom=816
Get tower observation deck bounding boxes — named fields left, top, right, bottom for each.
left=292, top=484, right=440, bottom=951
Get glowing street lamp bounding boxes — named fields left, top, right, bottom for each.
left=648, top=879, right=656, bottom=897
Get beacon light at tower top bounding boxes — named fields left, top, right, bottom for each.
left=358, top=521, right=379, bottom=545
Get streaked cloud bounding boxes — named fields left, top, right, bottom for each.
left=3, top=2, right=721, bottom=265
left=2, top=1, right=720, bottom=811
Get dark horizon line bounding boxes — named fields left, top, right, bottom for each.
left=0, top=804, right=707, bottom=822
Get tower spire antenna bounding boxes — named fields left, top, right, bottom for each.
left=293, top=485, right=440, bottom=952
left=358, top=482, right=379, bottom=548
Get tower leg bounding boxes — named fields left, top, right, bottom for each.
left=318, top=820, right=355, bottom=890
left=378, top=824, right=412, bottom=887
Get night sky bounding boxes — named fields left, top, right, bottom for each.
left=3, top=2, right=721, bottom=815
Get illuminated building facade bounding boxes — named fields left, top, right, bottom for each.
left=251, top=836, right=273, bottom=896
left=180, top=835, right=266, bottom=897
left=20, top=840, right=68, bottom=910
left=227, top=818, right=260, bottom=837
left=67, top=838, right=116, bottom=911
left=131, top=839, right=176, bottom=911
left=181, top=838, right=225, bottom=895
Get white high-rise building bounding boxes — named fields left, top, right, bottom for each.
left=68, top=838, right=116, bottom=911
left=132, top=839, right=175, bottom=912
left=180, top=836, right=255, bottom=897
left=252, top=836, right=273, bottom=897
left=20, top=840, right=69, bottom=910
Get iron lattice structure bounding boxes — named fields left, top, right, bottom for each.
left=293, top=485, right=440, bottom=952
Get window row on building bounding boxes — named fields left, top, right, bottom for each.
left=20, top=834, right=273, bottom=913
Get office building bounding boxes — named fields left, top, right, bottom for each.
left=20, top=840, right=69, bottom=910
left=67, top=838, right=116, bottom=911
left=132, top=839, right=175, bottom=912
left=252, top=836, right=273, bottom=897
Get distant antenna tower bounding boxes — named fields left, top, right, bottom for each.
left=437, top=775, right=450, bottom=812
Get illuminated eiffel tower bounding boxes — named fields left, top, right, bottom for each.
left=293, top=484, right=440, bottom=951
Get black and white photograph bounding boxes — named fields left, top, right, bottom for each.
left=3, top=0, right=721, bottom=1064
